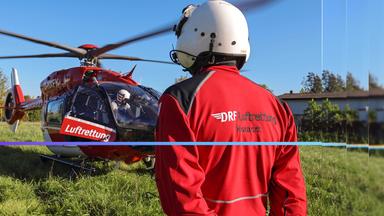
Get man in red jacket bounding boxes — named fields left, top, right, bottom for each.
left=155, top=1, right=307, bottom=215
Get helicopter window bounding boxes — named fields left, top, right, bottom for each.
left=100, top=82, right=159, bottom=129
left=46, top=98, right=64, bottom=127
left=70, top=87, right=113, bottom=127
left=138, top=85, right=161, bottom=100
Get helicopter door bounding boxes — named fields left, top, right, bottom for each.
left=60, top=86, right=116, bottom=142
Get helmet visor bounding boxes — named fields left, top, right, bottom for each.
left=170, top=49, right=196, bottom=69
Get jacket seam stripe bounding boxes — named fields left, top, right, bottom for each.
left=205, top=193, right=268, bottom=204
left=186, top=70, right=216, bottom=115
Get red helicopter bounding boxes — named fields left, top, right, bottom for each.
left=0, top=0, right=274, bottom=169
left=0, top=28, right=174, bottom=168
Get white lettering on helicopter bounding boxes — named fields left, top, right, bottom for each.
left=42, top=78, right=61, bottom=91
left=60, top=116, right=116, bottom=142
left=64, top=125, right=111, bottom=141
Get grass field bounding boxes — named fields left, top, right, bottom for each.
left=0, top=122, right=43, bottom=142
left=0, top=122, right=383, bottom=215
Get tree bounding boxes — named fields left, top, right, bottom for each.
left=369, top=73, right=383, bottom=90
left=342, top=105, right=358, bottom=143
left=300, top=99, right=356, bottom=142
left=320, top=99, right=343, bottom=131
left=368, top=110, right=377, bottom=123
left=322, top=70, right=345, bottom=93
left=301, top=99, right=322, bottom=132
left=259, top=84, right=273, bottom=93
left=0, top=70, right=8, bottom=121
left=345, top=72, right=363, bottom=91
left=301, top=72, right=323, bottom=93
left=343, top=105, right=358, bottom=126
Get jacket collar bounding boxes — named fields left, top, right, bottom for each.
left=200, top=65, right=240, bottom=75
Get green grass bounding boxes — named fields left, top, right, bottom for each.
left=301, top=147, right=384, bottom=215
left=0, top=122, right=43, bottom=142
left=0, top=146, right=162, bottom=216
left=0, top=122, right=383, bottom=215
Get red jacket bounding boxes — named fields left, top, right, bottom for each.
left=155, top=65, right=307, bottom=216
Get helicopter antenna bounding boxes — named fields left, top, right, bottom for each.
left=126, top=65, right=137, bottom=78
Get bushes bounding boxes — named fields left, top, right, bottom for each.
left=298, top=99, right=367, bottom=143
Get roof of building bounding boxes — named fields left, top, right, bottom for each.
left=279, top=89, right=384, bottom=100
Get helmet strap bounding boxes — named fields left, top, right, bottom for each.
left=209, top=38, right=215, bottom=52
left=207, top=38, right=216, bottom=64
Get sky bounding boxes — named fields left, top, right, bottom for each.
left=0, top=0, right=382, bottom=97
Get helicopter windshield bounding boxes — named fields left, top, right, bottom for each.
left=70, top=86, right=114, bottom=128
left=100, top=82, right=159, bottom=130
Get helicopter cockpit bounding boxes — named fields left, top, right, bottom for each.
left=65, top=82, right=159, bottom=142
left=101, top=82, right=159, bottom=130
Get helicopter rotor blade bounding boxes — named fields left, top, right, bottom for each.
left=0, top=29, right=86, bottom=56
left=0, top=52, right=78, bottom=59
left=88, top=0, right=276, bottom=58
left=99, top=53, right=175, bottom=65
left=0, top=0, right=276, bottom=62
left=88, top=25, right=174, bottom=58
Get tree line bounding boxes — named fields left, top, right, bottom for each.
left=301, top=70, right=384, bottom=94
left=298, top=71, right=383, bottom=144
left=301, top=70, right=367, bottom=93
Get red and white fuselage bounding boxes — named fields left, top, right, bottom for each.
left=4, top=66, right=156, bottom=164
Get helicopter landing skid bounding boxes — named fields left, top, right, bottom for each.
left=40, top=154, right=97, bottom=176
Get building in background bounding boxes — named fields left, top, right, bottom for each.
left=279, top=90, right=384, bottom=123
left=279, top=90, right=384, bottom=144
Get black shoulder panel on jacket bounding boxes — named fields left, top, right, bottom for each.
left=163, top=72, right=213, bottom=115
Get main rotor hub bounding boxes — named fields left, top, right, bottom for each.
left=78, top=44, right=99, bottom=67
left=78, top=44, right=99, bottom=50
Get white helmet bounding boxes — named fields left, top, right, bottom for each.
left=116, top=89, right=131, bottom=105
left=172, top=0, right=250, bottom=70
